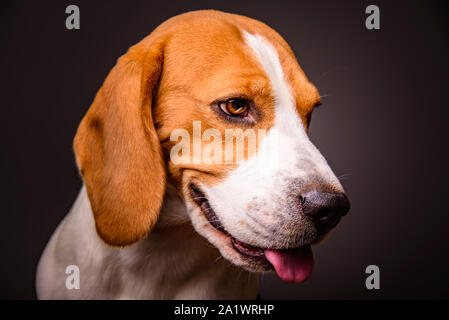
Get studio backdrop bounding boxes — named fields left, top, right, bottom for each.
left=0, top=0, right=448, bottom=299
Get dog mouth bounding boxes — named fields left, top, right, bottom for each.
left=189, top=183, right=314, bottom=283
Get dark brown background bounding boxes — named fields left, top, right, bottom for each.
left=0, top=0, right=448, bottom=299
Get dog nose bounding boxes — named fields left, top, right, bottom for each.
left=300, top=191, right=350, bottom=233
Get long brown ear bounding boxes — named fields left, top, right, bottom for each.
left=74, top=39, right=166, bottom=246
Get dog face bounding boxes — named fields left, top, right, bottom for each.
left=74, top=10, right=350, bottom=283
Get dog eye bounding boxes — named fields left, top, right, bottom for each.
left=218, top=99, right=249, bottom=116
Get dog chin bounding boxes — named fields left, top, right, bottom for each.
left=181, top=206, right=265, bottom=273
left=189, top=208, right=275, bottom=273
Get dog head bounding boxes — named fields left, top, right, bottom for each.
left=74, top=10, right=350, bottom=283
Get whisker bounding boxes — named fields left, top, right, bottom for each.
left=319, top=93, right=334, bottom=99
left=206, top=219, right=222, bottom=223
left=213, top=255, right=224, bottom=264
left=337, top=173, right=352, bottom=181
left=314, top=66, right=348, bottom=85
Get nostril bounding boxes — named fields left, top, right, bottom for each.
left=300, top=191, right=350, bottom=227
left=299, top=195, right=306, bottom=205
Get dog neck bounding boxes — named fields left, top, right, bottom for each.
left=77, top=183, right=259, bottom=299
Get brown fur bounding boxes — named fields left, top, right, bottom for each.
left=74, top=33, right=168, bottom=246
left=73, top=10, right=320, bottom=247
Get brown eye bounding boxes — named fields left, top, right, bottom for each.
left=219, top=99, right=248, bottom=116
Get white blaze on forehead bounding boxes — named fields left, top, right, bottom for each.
left=200, top=32, right=342, bottom=248
left=240, top=31, right=329, bottom=178
left=243, top=32, right=305, bottom=135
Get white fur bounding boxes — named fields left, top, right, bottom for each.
left=36, top=185, right=258, bottom=299
left=201, top=32, right=343, bottom=250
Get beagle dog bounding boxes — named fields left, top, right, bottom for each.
left=36, top=10, right=350, bottom=299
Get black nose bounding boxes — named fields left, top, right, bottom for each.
left=300, top=191, right=350, bottom=234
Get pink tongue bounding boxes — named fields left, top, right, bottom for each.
left=264, top=245, right=314, bottom=283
